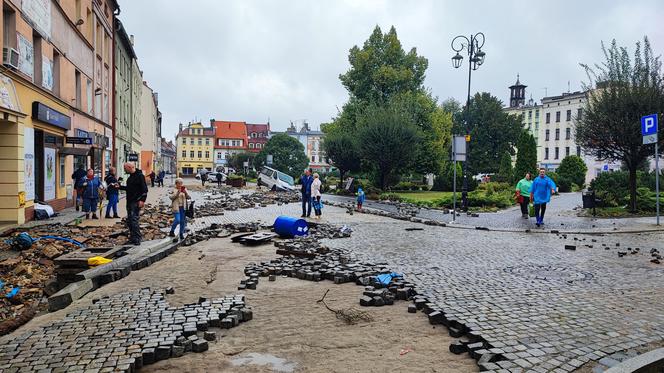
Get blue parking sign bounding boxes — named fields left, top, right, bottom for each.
left=642, top=114, right=658, bottom=136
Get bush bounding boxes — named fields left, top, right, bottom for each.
left=477, top=182, right=511, bottom=193
left=557, top=155, right=588, bottom=188
left=246, top=170, right=257, bottom=179
left=355, top=178, right=380, bottom=196
left=392, top=181, right=415, bottom=191
left=557, top=175, right=573, bottom=193
left=636, top=187, right=657, bottom=212
left=589, top=172, right=629, bottom=207
left=378, top=193, right=402, bottom=201
left=228, top=174, right=245, bottom=181
left=432, top=162, right=478, bottom=192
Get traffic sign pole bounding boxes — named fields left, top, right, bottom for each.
left=656, top=141, right=660, bottom=225
left=642, top=114, right=660, bottom=225
left=452, top=139, right=457, bottom=222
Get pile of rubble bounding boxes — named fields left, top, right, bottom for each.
left=193, top=188, right=300, bottom=217
left=181, top=222, right=271, bottom=246
left=0, top=288, right=252, bottom=371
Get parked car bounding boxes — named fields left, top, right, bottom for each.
left=257, top=166, right=295, bottom=192
left=196, top=171, right=226, bottom=181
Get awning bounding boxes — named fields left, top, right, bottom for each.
left=59, top=147, right=91, bottom=156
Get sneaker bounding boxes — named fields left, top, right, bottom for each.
left=168, top=231, right=175, bottom=237
left=104, top=214, right=111, bottom=219
left=76, top=205, right=80, bottom=211
left=92, top=214, right=98, bottom=220
left=85, top=214, right=90, bottom=219
left=113, top=215, right=120, bottom=218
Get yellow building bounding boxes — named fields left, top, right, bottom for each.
left=176, top=122, right=214, bottom=176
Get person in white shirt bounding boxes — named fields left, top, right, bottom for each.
left=311, top=173, right=322, bottom=219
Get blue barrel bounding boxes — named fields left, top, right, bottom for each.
left=273, top=216, right=309, bottom=238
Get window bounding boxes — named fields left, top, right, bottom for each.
left=216, top=152, right=222, bottom=160
left=189, top=151, right=194, bottom=158
left=249, top=143, right=255, bottom=149
left=555, top=111, right=560, bottom=122
left=545, top=148, right=549, bottom=159
left=535, top=110, right=540, bottom=118
left=3, top=7, right=16, bottom=50
left=312, top=155, right=316, bottom=163
left=205, top=138, right=210, bottom=145
left=190, top=138, right=194, bottom=145
left=545, top=130, right=550, bottom=141
left=528, top=111, right=532, bottom=119
left=182, top=150, right=186, bottom=158
left=198, top=151, right=202, bottom=158
left=576, top=146, right=581, bottom=156
left=75, top=70, right=82, bottom=109
left=555, top=147, right=559, bottom=159
left=33, top=31, right=42, bottom=85
left=577, top=108, right=583, bottom=120
left=566, top=110, right=571, bottom=121
left=251, top=132, right=257, bottom=138
left=197, top=138, right=202, bottom=146
left=546, top=113, right=550, bottom=124
left=566, top=128, right=571, bottom=140
left=555, top=129, right=560, bottom=140
left=205, top=151, right=209, bottom=158
left=87, top=79, right=93, bottom=114
left=60, top=156, right=65, bottom=187
left=565, top=147, right=570, bottom=157
left=181, top=137, right=186, bottom=144
left=53, top=51, right=60, bottom=96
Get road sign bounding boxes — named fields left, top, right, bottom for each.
left=465, top=135, right=471, bottom=142
left=452, top=136, right=466, bottom=162
left=644, top=134, right=658, bottom=145
left=66, top=136, right=92, bottom=145
left=128, top=153, right=139, bottom=162
left=642, top=114, right=658, bottom=136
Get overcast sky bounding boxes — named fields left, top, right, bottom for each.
left=119, top=0, right=664, bottom=140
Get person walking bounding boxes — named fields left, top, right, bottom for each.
left=80, top=169, right=102, bottom=219
left=119, top=162, right=148, bottom=245
left=356, top=187, right=365, bottom=210
left=104, top=167, right=120, bottom=219
left=216, top=171, right=223, bottom=187
left=529, top=168, right=557, bottom=227
left=311, top=173, right=322, bottom=219
left=515, top=172, right=533, bottom=219
left=157, top=170, right=165, bottom=187
left=200, top=170, right=208, bottom=186
left=149, top=170, right=156, bottom=188
left=300, top=169, right=313, bottom=217
left=168, top=178, right=190, bottom=241
left=72, top=164, right=86, bottom=211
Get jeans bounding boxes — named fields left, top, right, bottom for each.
left=314, top=196, right=322, bottom=216
left=106, top=193, right=118, bottom=216
left=83, top=198, right=98, bottom=213
left=126, top=202, right=142, bottom=244
left=170, top=207, right=186, bottom=238
left=519, top=196, right=530, bottom=215
left=534, top=203, right=547, bottom=223
left=301, top=194, right=312, bottom=216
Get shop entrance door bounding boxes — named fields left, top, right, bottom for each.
left=34, top=129, right=44, bottom=201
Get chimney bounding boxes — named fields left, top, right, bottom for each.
left=210, top=118, right=215, bottom=126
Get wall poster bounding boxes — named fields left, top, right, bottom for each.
left=24, top=126, right=35, bottom=201
left=17, top=33, right=34, bottom=80
left=44, top=147, right=56, bottom=200
left=42, top=56, right=53, bottom=91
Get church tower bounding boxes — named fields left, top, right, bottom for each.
left=509, top=74, right=527, bottom=108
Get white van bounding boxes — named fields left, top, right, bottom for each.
left=257, top=166, right=296, bottom=192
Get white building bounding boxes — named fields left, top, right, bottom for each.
left=503, top=76, right=542, bottom=144
left=539, top=90, right=620, bottom=184
left=139, top=82, right=160, bottom=176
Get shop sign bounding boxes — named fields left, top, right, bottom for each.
left=32, top=102, right=71, bottom=130
left=66, top=136, right=92, bottom=145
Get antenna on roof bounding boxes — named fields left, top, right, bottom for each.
left=567, top=81, right=571, bottom=93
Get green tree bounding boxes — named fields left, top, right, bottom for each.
left=357, top=105, right=419, bottom=190
left=254, top=134, right=309, bottom=179
left=227, top=152, right=256, bottom=172
left=432, top=161, right=462, bottom=192
left=497, top=151, right=514, bottom=183
left=454, top=93, right=523, bottom=176
left=514, top=131, right=538, bottom=181
left=322, top=132, right=361, bottom=187
left=339, top=25, right=428, bottom=104
left=576, top=37, right=664, bottom=212
left=557, top=155, right=588, bottom=187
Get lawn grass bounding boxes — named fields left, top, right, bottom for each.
left=578, top=206, right=656, bottom=218
left=395, top=191, right=453, bottom=202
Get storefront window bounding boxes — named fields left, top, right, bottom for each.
left=105, top=150, right=111, bottom=175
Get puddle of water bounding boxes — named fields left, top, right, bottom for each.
left=230, top=353, right=297, bottom=373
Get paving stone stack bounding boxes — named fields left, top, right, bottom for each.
left=181, top=222, right=270, bottom=246
left=0, top=288, right=252, bottom=372
left=191, top=188, right=300, bottom=217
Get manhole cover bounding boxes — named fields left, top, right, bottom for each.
left=504, top=265, right=593, bottom=282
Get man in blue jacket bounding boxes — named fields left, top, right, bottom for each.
left=529, top=168, right=557, bottom=227
left=80, top=168, right=102, bottom=219
left=300, top=169, right=313, bottom=217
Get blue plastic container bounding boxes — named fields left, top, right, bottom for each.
left=273, top=216, right=309, bottom=238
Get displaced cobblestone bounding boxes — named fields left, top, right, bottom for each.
left=0, top=288, right=251, bottom=371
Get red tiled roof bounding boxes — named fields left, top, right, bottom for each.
left=212, top=121, right=248, bottom=149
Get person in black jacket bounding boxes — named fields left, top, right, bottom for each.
left=104, top=167, right=120, bottom=219
left=71, top=164, right=86, bottom=211
left=119, top=162, right=148, bottom=245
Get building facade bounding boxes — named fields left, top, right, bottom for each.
left=212, top=120, right=247, bottom=168
left=284, top=121, right=330, bottom=172
left=139, top=81, right=159, bottom=177
left=539, top=90, right=619, bottom=184
left=176, top=122, right=214, bottom=176
left=0, top=0, right=117, bottom=224
left=113, top=18, right=138, bottom=179
left=160, top=138, right=176, bottom=174
left=504, top=76, right=541, bottom=143
left=246, top=122, right=269, bottom=153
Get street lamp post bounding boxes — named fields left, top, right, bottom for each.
left=451, top=32, right=486, bottom=210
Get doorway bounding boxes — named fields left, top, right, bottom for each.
left=34, top=129, right=44, bottom=201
